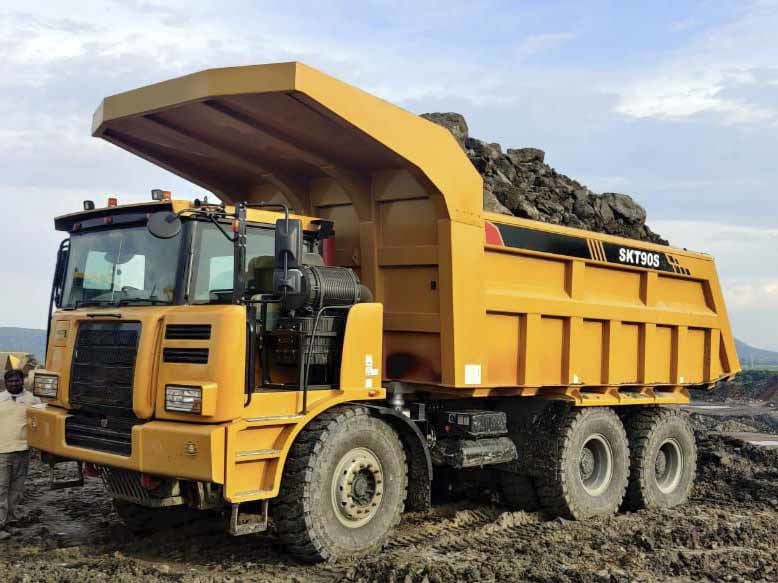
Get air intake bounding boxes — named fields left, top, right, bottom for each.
left=165, top=324, right=212, bottom=340
left=163, top=348, right=209, bottom=364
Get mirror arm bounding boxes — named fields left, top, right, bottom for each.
left=232, top=203, right=247, bottom=304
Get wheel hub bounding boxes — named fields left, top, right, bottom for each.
left=655, top=450, right=667, bottom=477
left=331, top=447, right=384, bottom=528
left=578, top=434, right=614, bottom=497
left=579, top=447, right=595, bottom=481
left=654, top=438, right=684, bottom=494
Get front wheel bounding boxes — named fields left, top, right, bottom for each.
left=274, top=406, right=408, bottom=562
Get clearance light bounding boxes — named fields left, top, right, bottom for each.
left=165, top=385, right=203, bottom=413
left=107, top=197, right=118, bottom=207
left=33, top=373, right=59, bottom=398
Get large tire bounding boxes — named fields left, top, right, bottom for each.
left=535, top=407, right=629, bottom=520
left=113, top=500, right=200, bottom=534
left=623, top=407, right=696, bottom=510
left=500, top=473, right=540, bottom=511
left=274, top=406, right=408, bottom=562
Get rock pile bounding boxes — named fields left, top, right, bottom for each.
left=421, top=112, right=667, bottom=244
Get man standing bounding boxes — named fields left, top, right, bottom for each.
left=0, top=368, right=41, bottom=540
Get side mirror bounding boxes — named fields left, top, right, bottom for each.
left=274, top=218, right=303, bottom=269
left=147, top=211, right=181, bottom=239
left=273, top=218, right=303, bottom=296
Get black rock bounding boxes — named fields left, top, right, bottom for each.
left=421, top=112, right=667, bottom=245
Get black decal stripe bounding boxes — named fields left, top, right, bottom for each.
left=492, top=222, right=686, bottom=275
left=495, top=224, right=592, bottom=260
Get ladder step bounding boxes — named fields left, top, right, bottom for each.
left=236, top=448, right=281, bottom=462
left=228, top=501, right=268, bottom=536
left=244, top=414, right=305, bottom=426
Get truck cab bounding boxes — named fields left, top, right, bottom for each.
left=29, top=195, right=387, bottom=528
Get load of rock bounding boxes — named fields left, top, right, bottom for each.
left=421, top=112, right=667, bottom=245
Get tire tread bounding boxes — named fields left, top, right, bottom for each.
left=535, top=407, right=629, bottom=520
left=274, top=405, right=407, bottom=562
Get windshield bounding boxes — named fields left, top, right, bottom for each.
left=191, top=223, right=275, bottom=303
left=62, top=226, right=182, bottom=308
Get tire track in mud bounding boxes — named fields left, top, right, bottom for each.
left=384, top=507, right=504, bottom=550
left=384, top=506, right=544, bottom=555
left=312, top=507, right=548, bottom=583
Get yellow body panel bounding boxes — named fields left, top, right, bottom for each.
left=27, top=406, right=226, bottom=482
left=30, top=303, right=385, bottom=501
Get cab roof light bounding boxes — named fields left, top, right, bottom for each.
left=107, top=197, right=118, bottom=207
left=83, top=200, right=95, bottom=211
left=151, top=189, right=172, bottom=201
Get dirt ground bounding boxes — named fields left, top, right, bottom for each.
left=1, top=400, right=776, bottom=582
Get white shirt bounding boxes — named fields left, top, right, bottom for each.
left=0, top=390, right=42, bottom=454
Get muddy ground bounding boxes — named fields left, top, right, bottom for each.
left=1, top=399, right=776, bottom=582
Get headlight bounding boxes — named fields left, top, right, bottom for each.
left=33, top=374, right=58, bottom=398
left=165, top=385, right=202, bottom=413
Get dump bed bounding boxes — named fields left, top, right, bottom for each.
left=93, top=62, right=740, bottom=402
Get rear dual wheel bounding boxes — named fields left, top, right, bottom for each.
left=623, top=407, right=696, bottom=510
left=533, top=406, right=696, bottom=520
left=536, top=407, right=630, bottom=519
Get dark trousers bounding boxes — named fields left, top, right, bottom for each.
left=0, top=450, right=30, bottom=529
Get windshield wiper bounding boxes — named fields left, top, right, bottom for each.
left=117, top=298, right=171, bottom=306
left=74, top=299, right=119, bottom=309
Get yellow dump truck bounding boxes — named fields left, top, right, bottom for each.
left=28, top=62, right=739, bottom=561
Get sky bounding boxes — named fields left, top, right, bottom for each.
left=1, top=0, right=777, bottom=349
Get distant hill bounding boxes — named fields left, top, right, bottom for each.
left=735, top=338, right=778, bottom=367
left=0, top=327, right=46, bottom=360
left=2, top=325, right=777, bottom=370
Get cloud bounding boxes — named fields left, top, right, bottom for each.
left=615, top=1, right=778, bottom=125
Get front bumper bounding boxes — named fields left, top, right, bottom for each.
left=27, top=405, right=226, bottom=484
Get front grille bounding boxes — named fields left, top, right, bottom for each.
left=65, top=412, right=140, bottom=456
left=163, top=347, right=209, bottom=364
left=165, top=324, right=212, bottom=340
left=70, top=321, right=141, bottom=413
